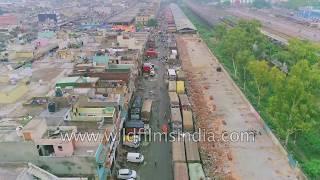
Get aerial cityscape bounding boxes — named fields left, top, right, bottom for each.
left=0, top=0, right=319, bottom=179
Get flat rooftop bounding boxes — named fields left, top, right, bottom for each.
left=107, top=5, right=141, bottom=24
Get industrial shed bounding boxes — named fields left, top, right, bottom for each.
left=170, top=4, right=197, bottom=34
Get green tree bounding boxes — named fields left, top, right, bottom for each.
left=235, top=50, right=255, bottom=89
left=219, top=27, right=247, bottom=77
left=219, top=20, right=265, bottom=78
left=303, top=160, right=320, bottom=178
left=213, top=24, right=227, bottom=40
left=252, top=0, right=271, bottom=9
left=268, top=60, right=320, bottom=146
left=247, top=60, right=271, bottom=106
left=146, top=18, right=158, bottom=27
left=286, top=39, right=320, bottom=65
left=136, top=22, right=144, bottom=31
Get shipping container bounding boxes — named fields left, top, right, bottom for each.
left=168, top=80, right=177, bottom=92
left=188, top=163, right=205, bottom=180
left=184, top=139, right=201, bottom=163
left=182, top=110, right=194, bottom=132
left=141, top=99, right=152, bottom=123
left=169, top=92, right=180, bottom=108
left=176, top=81, right=185, bottom=94
left=174, top=162, right=189, bottom=180
left=172, top=140, right=186, bottom=162
left=179, top=94, right=191, bottom=111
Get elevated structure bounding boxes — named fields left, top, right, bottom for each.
left=170, top=4, right=197, bottom=34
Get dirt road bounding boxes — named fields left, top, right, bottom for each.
left=185, top=0, right=320, bottom=43
left=177, top=34, right=299, bottom=180
left=228, top=8, right=320, bottom=42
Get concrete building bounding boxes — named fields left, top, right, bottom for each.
left=136, top=14, right=151, bottom=25
left=0, top=14, right=18, bottom=29
left=229, top=0, right=255, bottom=4
left=297, top=8, right=320, bottom=22
left=55, top=76, right=99, bottom=89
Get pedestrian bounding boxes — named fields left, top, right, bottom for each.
left=154, top=161, right=157, bottom=167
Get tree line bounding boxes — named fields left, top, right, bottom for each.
left=213, top=20, right=320, bottom=178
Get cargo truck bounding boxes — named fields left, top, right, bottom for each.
left=168, top=80, right=177, bottom=92
left=176, top=70, right=186, bottom=81
left=176, top=81, right=185, bottom=94
left=141, top=100, right=152, bottom=123
left=188, top=163, right=206, bottom=180
left=145, top=48, right=158, bottom=58
left=178, top=94, right=191, bottom=111
left=182, top=110, right=194, bottom=132
left=130, top=96, right=143, bottom=120
left=169, top=92, right=180, bottom=108
left=172, top=140, right=186, bottom=163
left=124, top=120, right=149, bottom=135
left=184, top=138, right=201, bottom=163
left=171, top=108, right=182, bottom=134
left=174, top=163, right=189, bottom=180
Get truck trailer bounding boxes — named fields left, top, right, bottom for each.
left=174, top=163, right=189, bottom=180
left=169, top=92, right=180, bottom=108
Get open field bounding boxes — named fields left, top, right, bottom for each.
left=185, top=0, right=320, bottom=43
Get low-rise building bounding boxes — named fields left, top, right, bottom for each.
left=55, top=76, right=99, bottom=89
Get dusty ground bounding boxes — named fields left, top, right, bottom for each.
left=0, top=57, right=73, bottom=129
left=177, top=34, right=298, bottom=180
left=228, top=8, right=320, bottom=42
left=186, top=0, right=320, bottom=43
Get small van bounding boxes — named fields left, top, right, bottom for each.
left=168, top=69, right=176, bottom=81
left=127, top=152, right=144, bottom=163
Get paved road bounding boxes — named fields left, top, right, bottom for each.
left=117, top=19, right=173, bottom=179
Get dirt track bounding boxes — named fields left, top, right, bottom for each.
left=177, top=34, right=299, bottom=180
left=186, top=0, right=320, bottom=42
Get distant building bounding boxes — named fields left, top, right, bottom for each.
left=38, top=13, right=58, bottom=23
left=0, top=14, right=18, bottom=28
left=297, top=8, right=320, bottom=22
left=223, top=0, right=254, bottom=4
left=136, top=14, right=151, bottom=25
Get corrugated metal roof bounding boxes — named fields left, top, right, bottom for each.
left=170, top=4, right=197, bottom=32
left=56, top=76, right=80, bottom=84
left=93, top=55, right=109, bottom=65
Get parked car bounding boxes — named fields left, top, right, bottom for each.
left=150, top=69, right=155, bottom=76
left=127, top=152, right=144, bottom=163
left=117, top=169, right=137, bottom=179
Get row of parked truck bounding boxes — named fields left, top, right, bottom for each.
left=168, top=68, right=206, bottom=180
left=122, top=95, right=153, bottom=148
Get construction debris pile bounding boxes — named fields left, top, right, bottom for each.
left=177, top=37, right=236, bottom=179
